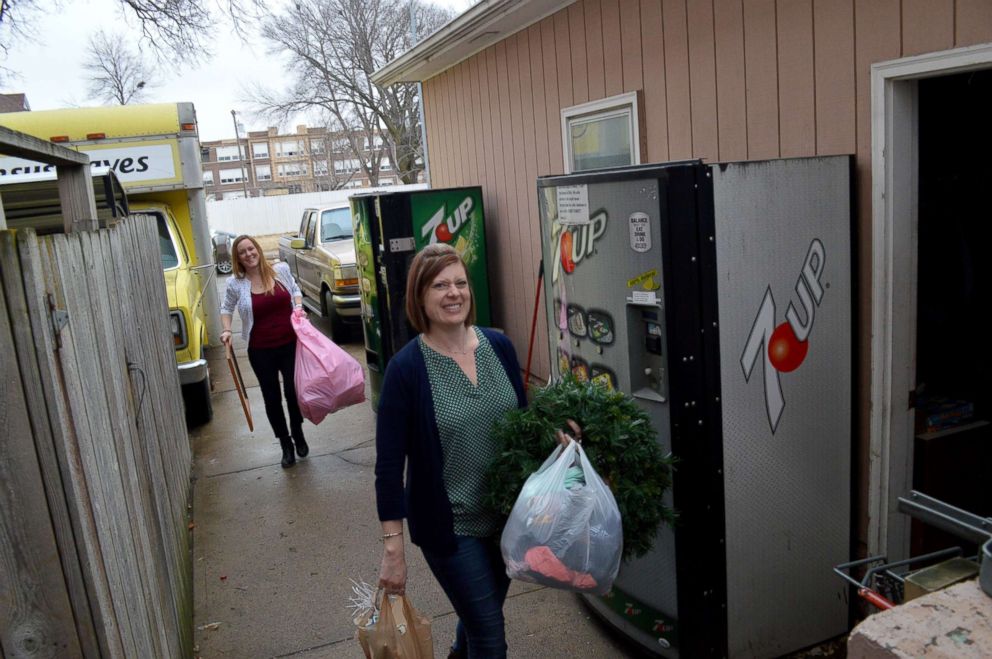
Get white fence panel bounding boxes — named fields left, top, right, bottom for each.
left=205, top=184, right=428, bottom=237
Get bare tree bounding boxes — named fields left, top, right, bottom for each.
left=1, top=0, right=261, bottom=64
left=252, top=0, right=452, bottom=186
left=83, top=30, right=156, bottom=105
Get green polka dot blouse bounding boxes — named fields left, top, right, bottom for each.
left=420, top=327, right=518, bottom=537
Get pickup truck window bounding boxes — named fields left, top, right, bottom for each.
left=321, top=208, right=354, bottom=241
left=305, top=212, right=318, bottom=247
left=158, top=214, right=180, bottom=269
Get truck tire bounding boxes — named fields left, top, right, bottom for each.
left=323, top=288, right=348, bottom=342
left=183, top=366, right=213, bottom=428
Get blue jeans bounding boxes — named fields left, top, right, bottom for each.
left=421, top=535, right=511, bottom=659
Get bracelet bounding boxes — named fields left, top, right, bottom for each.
left=381, top=531, right=403, bottom=541
left=221, top=329, right=231, bottom=335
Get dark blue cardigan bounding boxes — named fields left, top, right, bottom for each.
left=374, top=327, right=527, bottom=554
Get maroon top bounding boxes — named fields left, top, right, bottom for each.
left=249, top=282, right=296, bottom=349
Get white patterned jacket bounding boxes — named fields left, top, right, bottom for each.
left=219, top=262, right=302, bottom=341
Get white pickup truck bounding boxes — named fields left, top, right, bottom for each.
left=278, top=203, right=361, bottom=340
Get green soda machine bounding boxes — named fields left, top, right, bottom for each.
left=351, top=187, right=492, bottom=409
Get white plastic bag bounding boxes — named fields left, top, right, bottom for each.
left=500, top=439, right=622, bottom=595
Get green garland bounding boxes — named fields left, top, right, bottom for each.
left=485, top=377, right=676, bottom=560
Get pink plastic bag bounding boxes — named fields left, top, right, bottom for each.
left=292, top=314, right=366, bottom=424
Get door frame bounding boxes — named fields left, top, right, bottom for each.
left=869, top=42, right=992, bottom=559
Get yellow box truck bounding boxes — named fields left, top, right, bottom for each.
left=0, top=102, right=218, bottom=426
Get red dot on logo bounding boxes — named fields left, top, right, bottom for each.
left=435, top=223, right=452, bottom=242
left=768, top=322, right=808, bottom=372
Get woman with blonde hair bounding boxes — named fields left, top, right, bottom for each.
left=220, top=235, right=308, bottom=467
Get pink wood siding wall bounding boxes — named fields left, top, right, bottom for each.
left=421, top=0, right=992, bottom=404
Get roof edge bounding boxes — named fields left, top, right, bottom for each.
left=373, top=0, right=574, bottom=87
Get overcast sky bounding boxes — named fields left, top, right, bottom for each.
left=0, top=0, right=473, bottom=141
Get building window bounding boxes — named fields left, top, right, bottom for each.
left=345, top=180, right=363, bottom=189
left=331, top=137, right=350, bottom=153
left=201, top=147, right=211, bottom=162
left=202, top=171, right=214, bottom=185
left=381, top=159, right=392, bottom=171
left=379, top=178, right=395, bottom=186
left=252, top=142, right=270, bottom=159
left=334, top=158, right=360, bottom=174
left=224, top=190, right=246, bottom=200
left=276, top=140, right=304, bottom=157
left=314, top=159, right=329, bottom=176
left=219, top=167, right=247, bottom=184
left=311, top=139, right=325, bottom=155
left=255, top=165, right=272, bottom=181
left=277, top=163, right=307, bottom=177
left=288, top=184, right=303, bottom=194
left=216, top=145, right=242, bottom=162
left=561, top=91, right=640, bottom=174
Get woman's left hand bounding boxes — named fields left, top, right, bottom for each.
left=292, top=306, right=306, bottom=320
left=556, top=418, right=583, bottom=446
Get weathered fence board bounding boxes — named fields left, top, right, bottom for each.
left=51, top=230, right=149, bottom=658
left=0, top=236, right=82, bottom=658
left=1, top=231, right=101, bottom=658
left=1, top=216, right=194, bottom=657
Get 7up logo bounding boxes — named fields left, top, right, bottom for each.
left=550, top=211, right=608, bottom=284
left=740, top=239, right=826, bottom=433
left=422, top=196, right=473, bottom=244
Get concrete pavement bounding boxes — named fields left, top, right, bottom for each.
left=191, top=275, right=639, bottom=658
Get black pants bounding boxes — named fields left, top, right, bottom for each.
left=247, top=340, right=303, bottom=439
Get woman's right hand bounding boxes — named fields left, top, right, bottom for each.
left=220, top=329, right=233, bottom=347
left=378, top=542, right=407, bottom=595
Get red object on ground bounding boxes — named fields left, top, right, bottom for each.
left=858, top=587, right=896, bottom=611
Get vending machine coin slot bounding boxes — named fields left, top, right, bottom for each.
left=626, top=304, right=668, bottom=403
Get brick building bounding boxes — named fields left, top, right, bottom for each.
left=200, top=124, right=409, bottom=200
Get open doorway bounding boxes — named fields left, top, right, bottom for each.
left=911, top=69, right=992, bottom=555
left=870, top=43, right=992, bottom=560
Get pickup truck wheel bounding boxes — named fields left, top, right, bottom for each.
left=182, top=366, right=213, bottom=428
left=216, top=259, right=233, bottom=275
left=322, top=288, right=347, bottom=341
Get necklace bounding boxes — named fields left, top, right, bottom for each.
left=427, top=329, right=474, bottom=356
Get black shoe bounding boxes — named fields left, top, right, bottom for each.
left=278, top=436, right=296, bottom=468
left=291, top=425, right=309, bottom=458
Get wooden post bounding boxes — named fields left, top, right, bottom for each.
left=0, top=126, right=96, bottom=232
left=56, top=167, right=99, bottom=232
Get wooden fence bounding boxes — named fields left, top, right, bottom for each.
left=0, top=216, right=192, bottom=657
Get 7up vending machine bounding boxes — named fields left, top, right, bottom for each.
left=351, top=187, right=492, bottom=409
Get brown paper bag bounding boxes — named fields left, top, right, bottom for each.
left=356, top=592, right=434, bottom=659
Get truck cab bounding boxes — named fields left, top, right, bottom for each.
left=139, top=202, right=211, bottom=423
left=278, top=204, right=360, bottom=340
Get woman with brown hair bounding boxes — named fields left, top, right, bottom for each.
left=219, top=235, right=308, bottom=468
left=374, top=243, right=527, bottom=658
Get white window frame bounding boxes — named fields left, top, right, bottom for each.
left=216, top=145, right=242, bottom=162
left=255, top=164, right=272, bottom=182
left=561, top=91, right=641, bottom=174
left=219, top=167, right=246, bottom=184
left=252, top=142, right=270, bottom=159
